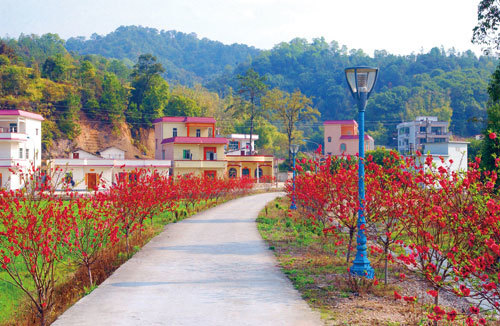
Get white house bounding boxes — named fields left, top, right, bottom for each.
left=99, top=146, right=125, bottom=159
left=397, top=116, right=451, bottom=154
left=226, top=134, right=259, bottom=155
left=0, top=110, right=43, bottom=190
left=50, top=146, right=171, bottom=191
left=417, top=141, right=469, bottom=173
left=71, top=148, right=100, bottom=159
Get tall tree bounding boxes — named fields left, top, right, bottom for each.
left=262, top=88, right=319, bottom=163
left=128, top=54, right=167, bottom=130
left=235, top=68, right=267, bottom=154
left=482, top=63, right=500, bottom=170
left=473, top=0, right=500, bottom=54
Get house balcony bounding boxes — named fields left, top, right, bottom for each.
left=416, top=131, right=451, bottom=137
left=174, top=160, right=227, bottom=169
left=0, top=132, right=27, bottom=142
left=0, top=158, right=31, bottom=168
left=225, top=155, right=274, bottom=164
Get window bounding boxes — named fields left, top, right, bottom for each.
left=420, top=138, right=427, bottom=144
left=35, top=150, right=39, bottom=160
left=228, top=141, right=239, bottom=151
left=254, top=167, right=263, bottom=178
left=420, top=126, right=426, bottom=132
left=155, top=139, right=158, bottom=149
left=36, top=128, right=39, bottom=136
left=19, top=148, right=23, bottom=159
left=435, top=138, right=446, bottom=143
left=73, top=152, right=79, bottom=159
left=183, top=149, right=191, bottom=159
left=340, top=143, right=346, bottom=152
left=25, top=149, right=29, bottom=159
left=204, top=147, right=216, bottom=160
left=196, top=129, right=201, bottom=137
left=228, top=168, right=237, bottom=178
left=327, top=137, right=332, bottom=143
left=431, top=127, right=442, bottom=135
left=173, top=128, right=177, bottom=137
left=208, top=128, right=213, bottom=136
left=9, top=123, right=17, bottom=133
left=162, top=150, right=165, bottom=160
left=242, top=168, right=250, bottom=177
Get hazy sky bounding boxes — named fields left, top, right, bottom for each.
left=1, top=0, right=484, bottom=55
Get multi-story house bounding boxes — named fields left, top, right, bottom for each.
left=0, top=110, right=43, bottom=190
left=323, top=120, right=374, bottom=156
left=154, top=117, right=227, bottom=178
left=397, top=116, right=450, bottom=154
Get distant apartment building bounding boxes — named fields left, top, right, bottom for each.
left=323, top=120, right=374, bottom=156
left=397, top=116, right=450, bottom=154
left=0, top=110, right=43, bottom=190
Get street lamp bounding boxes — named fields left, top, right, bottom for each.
left=345, top=66, right=378, bottom=279
left=290, top=143, right=299, bottom=210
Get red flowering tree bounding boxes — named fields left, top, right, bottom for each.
left=365, top=152, right=413, bottom=285
left=0, top=166, right=73, bottom=326
left=67, top=195, right=120, bottom=287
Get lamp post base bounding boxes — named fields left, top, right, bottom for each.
left=290, top=202, right=297, bottom=210
left=350, top=263, right=375, bottom=279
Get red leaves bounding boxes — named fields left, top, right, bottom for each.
left=394, top=291, right=402, bottom=300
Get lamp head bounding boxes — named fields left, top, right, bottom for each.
left=290, top=144, right=299, bottom=154
left=345, top=66, right=378, bottom=100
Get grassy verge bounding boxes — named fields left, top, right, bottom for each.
left=256, top=197, right=467, bottom=326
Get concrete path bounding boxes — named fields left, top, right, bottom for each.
left=53, top=192, right=323, bottom=326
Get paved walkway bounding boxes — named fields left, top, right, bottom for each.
left=53, top=192, right=323, bottom=326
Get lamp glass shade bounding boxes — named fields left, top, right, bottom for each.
left=290, top=144, right=299, bottom=154
left=345, top=67, right=378, bottom=94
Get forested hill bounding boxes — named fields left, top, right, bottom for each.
left=214, top=39, right=498, bottom=143
left=64, top=26, right=498, bottom=144
left=65, top=26, right=261, bottom=85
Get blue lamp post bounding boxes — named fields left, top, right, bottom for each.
left=290, top=143, right=299, bottom=210
left=345, top=66, right=378, bottom=279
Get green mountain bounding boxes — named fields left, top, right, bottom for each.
left=3, top=26, right=498, bottom=150
left=65, top=26, right=261, bottom=85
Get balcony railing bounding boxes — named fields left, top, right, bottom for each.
left=416, top=131, right=451, bottom=137
left=0, top=132, right=27, bottom=142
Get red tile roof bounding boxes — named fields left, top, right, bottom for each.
left=0, top=110, right=44, bottom=121
left=340, top=134, right=374, bottom=141
left=153, top=116, right=216, bottom=124
left=161, top=137, right=228, bottom=144
left=323, top=120, right=357, bottom=126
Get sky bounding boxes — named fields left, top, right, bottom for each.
left=1, top=0, right=484, bottom=56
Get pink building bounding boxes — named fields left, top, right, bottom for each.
left=323, top=120, right=374, bottom=156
